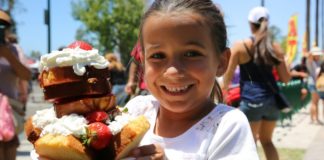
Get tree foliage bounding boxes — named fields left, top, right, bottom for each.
left=71, top=0, right=144, bottom=65
left=269, top=25, right=287, bottom=51
left=30, top=50, right=42, bottom=60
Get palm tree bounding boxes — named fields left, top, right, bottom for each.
left=306, top=0, right=311, bottom=51
left=322, top=0, right=324, bottom=49
left=315, top=0, right=319, bottom=46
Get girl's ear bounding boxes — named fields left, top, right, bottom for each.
left=216, top=48, right=231, bottom=77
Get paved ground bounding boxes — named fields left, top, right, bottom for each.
left=16, top=81, right=324, bottom=160
left=273, top=106, right=323, bottom=150
left=17, top=81, right=52, bottom=160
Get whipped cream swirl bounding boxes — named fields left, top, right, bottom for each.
left=32, top=108, right=88, bottom=137
left=39, top=47, right=109, bottom=76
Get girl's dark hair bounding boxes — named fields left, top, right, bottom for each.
left=138, top=0, right=227, bottom=103
left=252, top=18, right=281, bottom=66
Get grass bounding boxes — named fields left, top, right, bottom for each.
left=257, top=147, right=305, bottom=160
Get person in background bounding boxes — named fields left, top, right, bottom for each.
left=316, top=60, right=324, bottom=120
left=105, top=53, right=127, bottom=106
left=7, top=33, right=30, bottom=107
left=124, top=41, right=149, bottom=97
left=306, top=46, right=323, bottom=124
left=124, top=0, right=258, bottom=159
left=223, top=6, right=291, bottom=160
left=222, top=66, right=241, bottom=107
left=316, top=62, right=324, bottom=97
left=0, top=9, right=31, bottom=160
left=290, top=57, right=309, bottom=100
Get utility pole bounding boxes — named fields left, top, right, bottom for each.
left=322, top=0, right=324, bottom=49
left=315, top=0, right=319, bottom=46
left=45, top=0, right=51, bottom=53
left=261, top=0, right=265, bottom=6
left=306, top=0, right=311, bottom=51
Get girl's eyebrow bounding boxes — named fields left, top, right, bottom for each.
left=144, top=40, right=205, bottom=52
left=185, top=40, right=206, bottom=49
left=145, top=44, right=161, bottom=52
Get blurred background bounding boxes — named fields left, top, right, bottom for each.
left=1, top=0, right=323, bottom=160
left=1, top=0, right=322, bottom=67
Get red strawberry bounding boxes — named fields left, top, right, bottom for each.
left=86, top=122, right=112, bottom=150
left=68, top=41, right=93, bottom=50
left=85, top=111, right=108, bottom=123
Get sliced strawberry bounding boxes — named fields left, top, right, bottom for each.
left=86, top=111, right=109, bottom=123
left=86, top=122, right=112, bottom=150
left=68, top=41, right=93, bottom=50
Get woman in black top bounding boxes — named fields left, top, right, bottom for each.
left=223, top=7, right=291, bottom=160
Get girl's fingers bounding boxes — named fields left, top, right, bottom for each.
left=136, top=154, right=165, bottom=160
left=39, top=157, right=53, bottom=160
left=129, top=144, right=165, bottom=160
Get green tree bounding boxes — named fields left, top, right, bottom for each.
left=269, top=25, right=287, bottom=51
left=280, top=35, right=287, bottom=52
left=29, top=50, right=42, bottom=60
left=71, top=0, right=144, bottom=64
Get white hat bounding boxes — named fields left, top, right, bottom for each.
left=310, top=46, right=322, bottom=56
left=248, top=6, right=269, bottom=24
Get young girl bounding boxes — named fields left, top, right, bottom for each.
left=125, top=0, right=258, bottom=159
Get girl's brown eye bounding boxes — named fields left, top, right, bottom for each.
left=185, top=51, right=201, bottom=57
left=151, top=53, right=165, bottom=59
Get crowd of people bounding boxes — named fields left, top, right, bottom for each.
left=1, top=0, right=324, bottom=160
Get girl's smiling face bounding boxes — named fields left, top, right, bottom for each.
left=142, top=12, right=228, bottom=114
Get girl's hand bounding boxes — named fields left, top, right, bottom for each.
left=124, top=82, right=137, bottom=95
left=128, top=144, right=165, bottom=160
left=38, top=156, right=53, bottom=160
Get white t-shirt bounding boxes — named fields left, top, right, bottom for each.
left=125, top=95, right=259, bottom=160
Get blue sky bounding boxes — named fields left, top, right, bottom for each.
left=12, top=0, right=321, bottom=59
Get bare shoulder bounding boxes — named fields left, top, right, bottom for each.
left=232, top=39, right=253, bottom=52
left=230, top=38, right=253, bottom=63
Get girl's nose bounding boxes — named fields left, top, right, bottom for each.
left=165, top=66, right=179, bottom=75
left=164, top=59, right=185, bottom=78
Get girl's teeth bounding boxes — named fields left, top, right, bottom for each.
left=166, top=85, right=189, bottom=92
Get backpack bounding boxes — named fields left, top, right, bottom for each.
left=0, top=93, right=15, bottom=142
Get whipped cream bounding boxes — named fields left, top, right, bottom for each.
left=39, top=47, right=109, bottom=76
left=32, top=108, right=57, bottom=129
left=32, top=107, right=133, bottom=137
left=107, top=113, right=134, bottom=135
left=32, top=108, right=88, bottom=137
